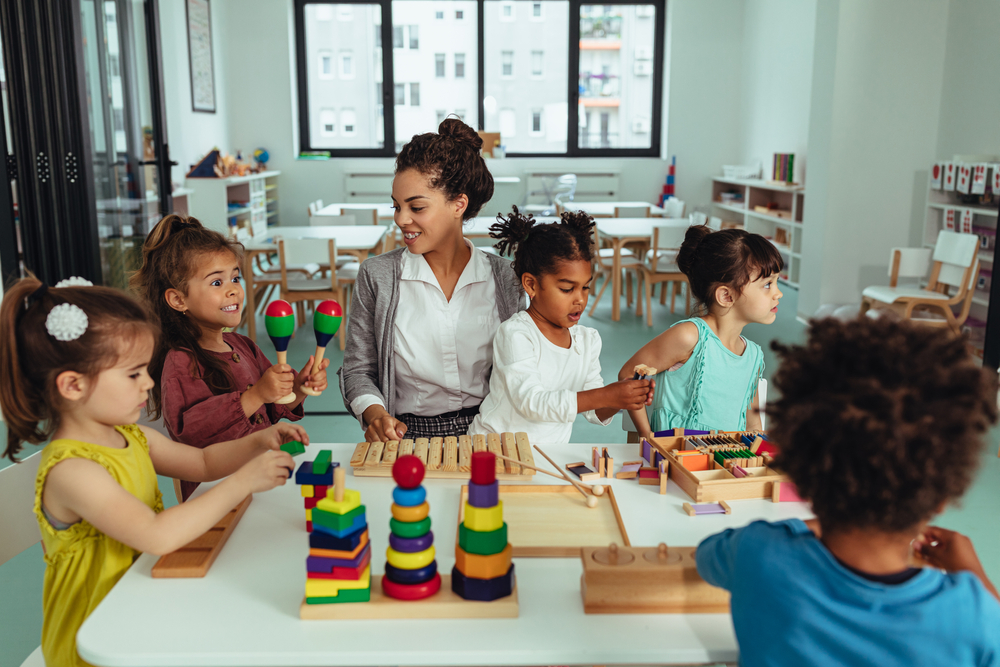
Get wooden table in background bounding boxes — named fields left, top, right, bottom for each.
left=568, top=201, right=666, bottom=218
left=595, top=218, right=656, bottom=321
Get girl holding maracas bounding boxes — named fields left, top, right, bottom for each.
left=132, top=215, right=329, bottom=500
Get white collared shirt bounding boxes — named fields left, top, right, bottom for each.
left=349, top=240, right=499, bottom=419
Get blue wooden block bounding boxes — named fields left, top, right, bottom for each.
left=392, top=485, right=426, bottom=507
left=309, top=525, right=366, bottom=551
left=467, top=480, right=498, bottom=508
left=384, top=561, right=437, bottom=585
left=388, top=531, right=434, bottom=553
left=311, top=513, right=366, bottom=538
left=450, top=564, right=514, bottom=601
left=295, top=460, right=334, bottom=486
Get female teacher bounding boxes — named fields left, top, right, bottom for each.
left=339, top=118, right=524, bottom=442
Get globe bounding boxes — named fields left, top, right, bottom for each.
left=253, top=148, right=269, bottom=165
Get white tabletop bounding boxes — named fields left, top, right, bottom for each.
left=77, top=442, right=812, bottom=667
left=317, top=203, right=396, bottom=219
left=245, top=225, right=388, bottom=251
left=465, top=216, right=560, bottom=237
left=568, top=201, right=666, bottom=217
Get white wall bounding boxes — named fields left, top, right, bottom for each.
left=738, top=0, right=816, bottom=181
left=159, top=0, right=232, bottom=187
left=797, top=0, right=949, bottom=318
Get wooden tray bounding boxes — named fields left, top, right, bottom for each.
left=151, top=496, right=251, bottom=578
left=351, top=432, right=537, bottom=481
left=299, top=575, right=518, bottom=619
left=458, top=485, right=629, bottom=558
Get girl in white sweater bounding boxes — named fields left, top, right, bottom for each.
left=469, top=209, right=653, bottom=443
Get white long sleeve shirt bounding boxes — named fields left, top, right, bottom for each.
left=349, top=241, right=499, bottom=418
left=468, top=311, right=613, bottom=444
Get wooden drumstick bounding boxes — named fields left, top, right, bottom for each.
left=493, top=453, right=604, bottom=496
left=533, top=445, right=599, bottom=508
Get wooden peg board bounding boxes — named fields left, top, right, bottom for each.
left=151, top=496, right=251, bottom=578
left=350, top=432, right=537, bottom=481
left=580, top=544, right=730, bottom=614
left=642, top=431, right=788, bottom=503
left=458, top=485, right=629, bottom=557
left=299, top=575, right=518, bottom=619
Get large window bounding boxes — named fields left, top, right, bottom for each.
left=295, top=0, right=664, bottom=157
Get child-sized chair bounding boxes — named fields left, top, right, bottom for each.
left=638, top=221, right=691, bottom=325
left=278, top=238, right=358, bottom=350
left=859, top=230, right=980, bottom=334
left=0, top=451, right=46, bottom=666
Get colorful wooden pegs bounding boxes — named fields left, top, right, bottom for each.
left=264, top=299, right=297, bottom=405
left=301, top=300, right=341, bottom=397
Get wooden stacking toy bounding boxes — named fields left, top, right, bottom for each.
left=294, top=449, right=336, bottom=532
left=304, top=466, right=371, bottom=604
left=452, top=451, right=514, bottom=601
left=264, top=299, right=297, bottom=404
left=382, top=455, right=441, bottom=600
left=301, top=300, right=341, bottom=397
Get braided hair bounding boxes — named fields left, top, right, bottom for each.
left=490, top=207, right=596, bottom=278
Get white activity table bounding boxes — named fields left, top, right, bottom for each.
left=463, top=216, right=559, bottom=239
left=315, top=203, right=396, bottom=224
left=568, top=201, right=666, bottom=218
left=595, top=218, right=658, bottom=322
left=77, top=442, right=812, bottom=667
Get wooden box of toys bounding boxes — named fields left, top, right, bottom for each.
left=642, top=429, right=788, bottom=503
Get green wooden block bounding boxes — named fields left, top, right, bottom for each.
left=313, top=450, right=332, bottom=475
left=389, top=516, right=431, bottom=539
left=458, top=522, right=507, bottom=556
left=305, top=586, right=371, bottom=604
left=313, top=504, right=366, bottom=532
left=281, top=440, right=306, bottom=456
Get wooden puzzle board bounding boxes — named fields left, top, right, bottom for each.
left=299, top=575, right=518, bottom=619
left=458, top=485, right=630, bottom=558
left=151, top=496, right=251, bottom=578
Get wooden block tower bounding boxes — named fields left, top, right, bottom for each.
left=304, top=467, right=371, bottom=604
left=452, top=451, right=515, bottom=601
left=382, top=455, right=442, bottom=599
left=295, top=450, right=336, bottom=532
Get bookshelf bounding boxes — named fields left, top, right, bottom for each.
left=710, top=177, right=805, bottom=288
left=185, top=171, right=281, bottom=242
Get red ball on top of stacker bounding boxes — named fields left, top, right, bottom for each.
left=470, top=451, right=496, bottom=486
left=392, top=455, right=425, bottom=489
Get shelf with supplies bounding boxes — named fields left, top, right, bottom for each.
left=185, top=171, right=281, bottom=241
left=711, top=176, right=805, bottom=288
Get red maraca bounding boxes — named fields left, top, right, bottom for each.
left=301, top=300, right=341, bottom=397
left=264, top=299, right=297, bottom=404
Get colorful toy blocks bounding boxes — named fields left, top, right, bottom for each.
left=383, top=455, right=442, bottom=600
left=294, top=451, right=340, bottom=532
left=305, top=466, right=371, bottom=604
left=452, top=451, right=514, bottom=601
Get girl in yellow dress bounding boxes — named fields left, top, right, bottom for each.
left=0, top=276, right=305, bottom=667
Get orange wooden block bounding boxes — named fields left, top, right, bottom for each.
left=679, top=453, right=711, bottom=471
left=455, top=543, right=513, bottom=579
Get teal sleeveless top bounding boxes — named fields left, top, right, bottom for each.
left=649, top=317, right=764, bottom=432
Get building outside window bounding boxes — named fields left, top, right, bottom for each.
left=455, top=53, right=466, bottom=78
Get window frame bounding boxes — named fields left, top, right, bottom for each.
left=294, top=0, right=665, bottom=158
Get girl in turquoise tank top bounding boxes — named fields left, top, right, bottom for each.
left=621, top=225, right=785, bottom=437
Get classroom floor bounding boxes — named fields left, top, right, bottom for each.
left=2, top=282, right=999, bottom=667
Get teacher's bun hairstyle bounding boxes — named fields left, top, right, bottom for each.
left=676, top=225, right=784, bottom=310
left=395, top=117, right=494, bottom=221
left=490, top=207, right=596, bottom=278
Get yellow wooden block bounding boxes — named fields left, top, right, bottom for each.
left=390, top=501, right=429, bottom=522
left=306, top=509, right=312, bottom=521
left=300, top=485, right=314, bottom=497
left=385, top=546, right=436, bottom=570
left=463, top=501, right=503, bottom=532
left=304, top=566, right=371, bottom=597
left=317, top=488, right=361, bottom=515
left=455, top=543, right=512, bottom=579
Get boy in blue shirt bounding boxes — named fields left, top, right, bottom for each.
left=696, top=317, right=1000, bottom=666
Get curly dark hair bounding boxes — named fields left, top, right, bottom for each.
left=676, top=225, right=784, bottom=310
left=768, top=317, right=997, bottom=534
left=489, top=207, right=596, bottom=278
left=394, top=118, right=494, bottom=221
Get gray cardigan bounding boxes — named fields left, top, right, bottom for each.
left=338, top=247, right=525, bottom=421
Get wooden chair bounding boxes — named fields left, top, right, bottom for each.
left=589, top=226, right=644, bottom=316
left=614, top=205, right=651, bottom=218
left=639, top=221, right=691, bottom=325
left=278, top=238, right=358, bottom=350
left=309, top=214, right=356, bottom=226
left=339, top=207, right=379, bottom=226
left=859, top=230, right=980, bottom=334
left=0, top=451, right=46, bottom=666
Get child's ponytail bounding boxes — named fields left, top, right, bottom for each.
left=676, top=225, right=784, bottom=310
left=490, top=207, right=596, bottom=278
left=1, top=278, right=52, bottom=458
left=489, top=206, right=537, bottom=259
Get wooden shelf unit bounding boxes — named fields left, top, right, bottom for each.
left=185, top=170, right=281, bottom=241
left=710, top=177, right=805, bottom=288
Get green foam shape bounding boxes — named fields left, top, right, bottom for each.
left=314, top=311, right=342, bottom=335
left=389, top=516, right=431, bottom=539
left=264, top=314, right=295, bottom=338
left=281, top=440, right=306, bottom=456
left=313, top=504, right=366, bottom=531
left=306, top=586, right=371, bottom=604
left=458, top=522, right=508, bottom=556
left=313, top=450, right=332, bottom=474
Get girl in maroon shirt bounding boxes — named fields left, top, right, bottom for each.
left=132, top=215, right=329, bottom=499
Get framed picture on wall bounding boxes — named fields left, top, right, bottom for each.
left=186, top=0, right=216, bottom=113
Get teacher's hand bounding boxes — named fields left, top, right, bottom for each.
left=362, top=405, right=408, bottom=442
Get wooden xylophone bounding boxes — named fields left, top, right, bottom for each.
left=350, top=433, right=537, bottom=480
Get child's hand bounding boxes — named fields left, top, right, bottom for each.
left=259, top=423, right=309, bottom=451
left=603, top=379, right=654, bottom=411
left=234, top=450, right=295, bottom=494
left=295, top=356, right=330, bottom=395
left=914, top=526, right=986, bottom=575
left=254, top=364, right=295, bottom=403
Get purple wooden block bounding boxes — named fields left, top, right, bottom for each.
left=467, top=480, right=499, bottom=508
left=692, top=504, right=726, bottom=515
left=388, top=531, right=434, bottom=553
left=306, top=543, right=371, bottom=572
